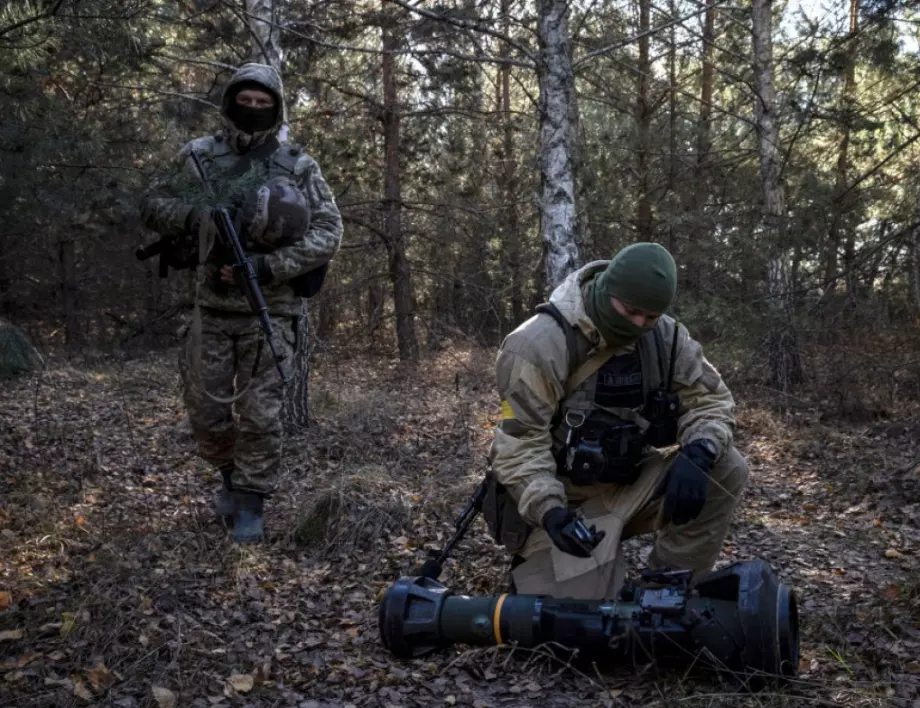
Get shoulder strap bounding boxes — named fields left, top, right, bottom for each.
left=271, top=142, right=303, bottom=176
left=563, top=348, right=616, bottom=396
left=534, top=302, right=578, bottom=377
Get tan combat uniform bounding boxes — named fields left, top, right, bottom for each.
left=488, top=262, right=748, bottom=598
left=140, top=63, right=343, bottom=495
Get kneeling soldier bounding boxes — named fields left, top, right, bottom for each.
left=485, top=243, right=748, bottom=597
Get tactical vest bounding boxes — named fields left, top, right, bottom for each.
left=536, top=303, right=677, bottom=486
left=205, top=133, right=327, bottom=298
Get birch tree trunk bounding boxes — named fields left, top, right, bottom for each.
left=752, top=0, right=802, bottom=391
left=381, top=10, right=418, bottom=361
left=245, top=0, right=287, bottom=141
left=537, top=0, right=581, bottom=290
left=245, top=0, right=282, bottom=71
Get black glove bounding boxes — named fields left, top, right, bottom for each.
left=662, top=439, right=718, bottom=526
left=541, top=507, right=605, bottom=558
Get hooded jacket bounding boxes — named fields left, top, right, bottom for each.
left=140, top=63, right=343, bottom=316
left=488, top=261, right=737, bottom=527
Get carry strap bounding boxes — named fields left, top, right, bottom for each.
left=563, top=347, right=617, bottom=396
left=534, top=302, right=578, bottom=376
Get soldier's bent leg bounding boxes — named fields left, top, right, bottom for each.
left=510, top=453, right=672, bottom=599
left=634, top=446, right=749, bottom=575
left=180, top=314, right=236, bottom=469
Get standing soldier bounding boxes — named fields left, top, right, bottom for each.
left=139, top=63, right=343, bottom=543
left=485, top=243, right=748, bottom=596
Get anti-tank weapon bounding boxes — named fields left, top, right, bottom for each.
left=379, top=559, right=799, bottom=688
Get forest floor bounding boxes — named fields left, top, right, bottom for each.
left=1, top=343, right=919, bottom=708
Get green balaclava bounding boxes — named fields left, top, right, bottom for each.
left=585, top=242, right=678, bottom=348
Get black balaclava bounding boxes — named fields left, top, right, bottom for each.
left=225, top=80, right=279, bottom=135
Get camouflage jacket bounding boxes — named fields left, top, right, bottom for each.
left=139, top=63, right=343, bottom=317
left=488, top=261, right=737, bottom=527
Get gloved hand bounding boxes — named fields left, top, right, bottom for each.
left=662, top=439, right=718, bottom=526
left=542, top=507, right=606, bottom=558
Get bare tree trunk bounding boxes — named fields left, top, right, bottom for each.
left=245, top=0, right=287, bottom=141
left=499, top=0, right=523, bottom=328
left=666, top=0, right=678, bottom=255
left=910, top=189, right=920, bottom=317
left=59, top=237, right=82, bottom=353
left=0, top=237, right=11, bottom=320
left=752, top=0, right=802, bottom=392
left=688, top=0, right=716, bottom=292
left=824, top=0, right=859, bottom=297
left=537, top=0, right=581, bottom=290
left=382, top=11, right=418, bottom=361
left=245, top=0, right=282, bottom=71
left=635, top=0, right=653, bottom=241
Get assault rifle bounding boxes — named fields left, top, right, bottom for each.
left=136, top=151, right=288, bottom=384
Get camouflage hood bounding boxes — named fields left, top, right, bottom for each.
left=220, top=63, right=286, bottom=153
left=547, top=260, right=610, bottom=346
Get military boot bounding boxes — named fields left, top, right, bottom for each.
left=231, top=492, right=265, bottom=544
left=215, top=465, right=236, bottom=526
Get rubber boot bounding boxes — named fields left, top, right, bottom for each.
left=215, top=465, right=236, bottom=526
left=231, top=492, right=265, bottom=544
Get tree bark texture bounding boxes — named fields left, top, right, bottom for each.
left=245, top=0, right=283, bottom=71
left=752, top=0, right=802, bottom=391
left=911, top=189, right=920, bottom=318
left=59, top=237, right=82, bottom=353
left=635, top=0, right=653, bottom=241
left=382, top=13, right=419, bottom=361
left=537, top=0, right=581, bottom=290
left=500, top=0, right=523, bottom=329
left=824, top=0, right=859, bottom=297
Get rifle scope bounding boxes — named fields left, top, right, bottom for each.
left=379, top=559, right=798, bottom=686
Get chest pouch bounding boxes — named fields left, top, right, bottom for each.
left=561, top=408, right=646, bottom=486
left=642, top=388, right=681, bottom=448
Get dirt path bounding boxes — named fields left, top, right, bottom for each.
left=1, top=348, right=917, bottom=707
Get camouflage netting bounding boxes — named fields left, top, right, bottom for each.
left=0, top=319, right=41, bottom=379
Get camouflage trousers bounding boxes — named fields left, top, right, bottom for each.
left=179, top=308, right=298, bottom=495
left=511, top=446, right=749, bottom=598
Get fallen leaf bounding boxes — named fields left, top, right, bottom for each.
left=152, top=685, right=176, bottom=708
left=60, top=612, right=76, bottom=637
left=227, top=674, right=254, bottom=693
left=88, top=662, right=115, bottom=690
left=884, top=584, right=901, bottom=600
left=74, top=680, right=93, bottom=700
left=885, top=549, right=904, bottom=559
left=445, top=696, right=457, bottom=706
left=906, top=661, right=920, bottom=674
left=0, top=629, right=23, bottom=641
left=0, top=591, right=11, bottom=609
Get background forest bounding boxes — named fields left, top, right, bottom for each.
left=1, top=1, right=920, bottom=707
